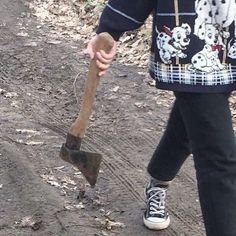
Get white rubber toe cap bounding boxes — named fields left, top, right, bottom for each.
left=143, top=215, right=170, bottom=230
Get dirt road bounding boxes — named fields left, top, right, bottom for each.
left=0, top=1, right=205, bottom=235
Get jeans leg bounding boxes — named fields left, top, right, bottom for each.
left=147, top=99, right=191, bottom=181
left=175, top=92, right=236, bottom=236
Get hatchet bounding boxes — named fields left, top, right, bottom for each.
left=60, top=32, right=114, bottom=187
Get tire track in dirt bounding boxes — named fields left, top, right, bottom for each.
left=5, top=93, right=203, bottom=234
left=20, top=114, right=196, bottom=235
left=3, top=69, right=204, bottom=235
left=19, top=101, right=144, bottom=203
left=21, top=96, right=203, bottom=236
left=82, top=139, right=143, bottom=202
left=86, top=132, right=203, bottom=235
left=0, top=62, right=9, bottom=80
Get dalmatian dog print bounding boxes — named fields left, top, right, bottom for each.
left=194, top=0, right=236, bottom=34
left=188, top=44, right=225, bottom=72
left=195, top=23, right=228, bottom=49
left=156, top=23, right=191, bottom=64
left=227, top=39, right=236, bottom=59
left=225, top=26, right=236, bottom=60
left=191, top=0, right=236, bottom=72
left=189, top=23, right=227, bottom=71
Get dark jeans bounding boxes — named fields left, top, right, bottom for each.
left=147, top=92, right=236, bottom=236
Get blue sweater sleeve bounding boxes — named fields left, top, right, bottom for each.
left=96, top=0, right=156, bottom=41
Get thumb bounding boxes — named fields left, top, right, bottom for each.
left=85, top=43, right=95, bottom=59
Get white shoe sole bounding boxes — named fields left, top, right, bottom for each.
left=143, top=215, right=170, bottom=230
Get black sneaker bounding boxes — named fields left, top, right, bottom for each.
left=143, top=181, right=170, bottom=230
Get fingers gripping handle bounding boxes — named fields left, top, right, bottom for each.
left=69, top=33, right=115, bottom=138
left=93, top=32, right=115, bottom=63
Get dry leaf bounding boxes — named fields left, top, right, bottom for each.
left=4, top=92, right=18, bottom=98
left=40, top=174, right=61, bottom=188
left=15, top=215, right=42, bottom=230
left=0, top=88, right=6, bottom=94
left=104, top=219, right=125, bottom=230
left=111, top=86, right=120, bottom=92
left=75, top=202, right=85, bottom=209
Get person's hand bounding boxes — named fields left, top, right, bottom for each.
left=86, top=35, right=117, bottom=76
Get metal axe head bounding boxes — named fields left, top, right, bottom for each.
left=60, top=134, right=102, bottom=187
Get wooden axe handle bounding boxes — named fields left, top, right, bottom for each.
left=69, top=32, right=115, bottom=138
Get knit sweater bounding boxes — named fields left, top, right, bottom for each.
left=97, top=0, right=236, bottom=93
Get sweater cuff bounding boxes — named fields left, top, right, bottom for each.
left=96, top=25, right=123, bottom=41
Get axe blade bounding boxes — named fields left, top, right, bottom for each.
left=60, top=144, right=102, bottom=187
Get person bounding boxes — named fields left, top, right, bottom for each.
left=86, top=1, right=236, bottom=235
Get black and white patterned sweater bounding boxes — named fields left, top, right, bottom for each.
left=97, top=0, right=236, bottom=93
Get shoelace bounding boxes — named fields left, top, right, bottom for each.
left=146, top=187, right=166, bottom=216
